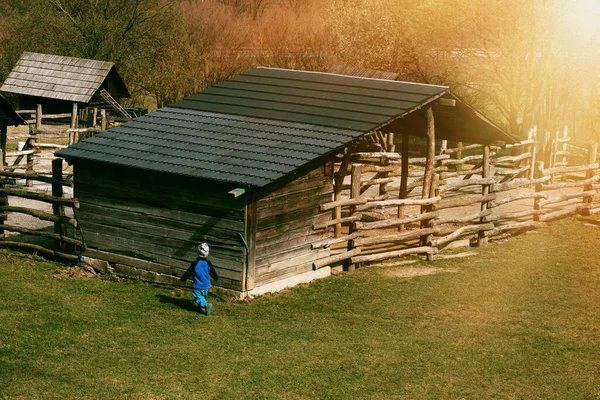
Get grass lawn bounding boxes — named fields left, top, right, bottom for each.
left=1, top=217, right=600, bottom=399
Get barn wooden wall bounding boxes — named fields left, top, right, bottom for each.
left=73, top=162, right=246, bottom=290
left=253, top=164, right=333, bottom=287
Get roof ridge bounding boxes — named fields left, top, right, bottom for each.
left=257, top=67, right=449, bottom=89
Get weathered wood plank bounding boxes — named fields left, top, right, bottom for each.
left=438, top=177, right=499, bottom=193
left=312, top=214, right=360, bottom=230
left=0, top=188, right=79, bottom=208
left=436, top=193, right=496, bottom=210
left=354, top=227, right=440, bottom=247
left=351, top=246, right=435, bottom=263
left=320, top=197, right=368, bottom=211
left=0, top=241, right=79, bottom=261
left=429, top=223, right=494, bottom=247
left=434, top=209, right=492, bottom=225
left=311, top=232, right=361, bottom=249
left=0, top=205, right=77, bottom=226
left=355, top=211, right=439, bottom=230
left=1, top=224, right=82, bottom=246
left=542, top=163, right=598, bottom=176
left=78, top=196, right=244, bottom=231
left=313, top=248, right=361, bottom=269
left=537, top=190, right=596, bottom=208
left=491, top=192, right=547, bottom=207
left=487, top=221, right=546, bottom=236
left=542, top=175, right=599, bottom=190
left=0, top=170, right=72, bottom=187
left=362, top=196, right=441, bottom=209
left=539, top=204, right=589, bottom=221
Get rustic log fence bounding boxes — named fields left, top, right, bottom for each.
left=0, top=158, right=82, bottom=261
left=9, top=105, right=103, bottom=181
left=313, top=128, right=600, bottom=271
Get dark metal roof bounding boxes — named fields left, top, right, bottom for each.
left=57, top=67, right=449, bottom=188
left=172, top=67, right=447, bottom=132
left=0, top=52, right=129, bottom=103
left=57, top=107, right=364, bottom=187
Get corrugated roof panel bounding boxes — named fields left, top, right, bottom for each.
left=216, top=80, right=426, bottom=108
left=246, top=67, right=446, bottom=95
left=59, top=68, right=469, bottom=188
left=178, top=95, right=393, bottom=124
left=174, top=99, right=380, bottom=131
left=201, top=87, right=415, bottom=116
left=229, top=75, right=433, bottom=103
left=126, top=116, right=342, bottom=150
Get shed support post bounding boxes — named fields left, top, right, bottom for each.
left=52, top=158, right=66, bottom=250
left=420, top=107, right=436, bottom=260
left=422, top=107, right=435, bottom=200
left=398, top=134, right=409, bottom=231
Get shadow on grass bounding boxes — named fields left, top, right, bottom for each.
left=156, top=294, right=199, bottom=312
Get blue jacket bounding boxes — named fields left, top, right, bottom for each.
left=181, top=258, right=219, bottom=289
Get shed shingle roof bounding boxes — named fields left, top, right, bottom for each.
left=57, top=67, right=510, bottom=188
left=0, top=52, right=127, bottom=103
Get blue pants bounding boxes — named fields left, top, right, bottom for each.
left=192, top=289, right=208, bottom=307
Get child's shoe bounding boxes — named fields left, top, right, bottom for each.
left=205, top=303, right=213, bottom=315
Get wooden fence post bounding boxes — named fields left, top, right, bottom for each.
left=561, top=126, right=569, bottom=166
left=478, top=145, right=491, bottom=247
left=345, top=164, right=361, bottom=272
left=92, top=107, right=98, bottom=127
left=69, top=103, right=78, bottom=145
left=455, top=142, right=463, bottom=171
left=421, top=173, right=439, bottom=261
left=583, top=141, right=598, bottom=211
left=533, top=161, right=545, bottom=222
left=52, top=158, right=67, bottom=250
left=100, top=109, right=107, bottom=131
left=333, top=149, right=349, bottom=238
left=529, top=126, right=537, bottom=180
left=398, top=134, right=409, bottom=231
left=0, top=125, right=6, bottom=167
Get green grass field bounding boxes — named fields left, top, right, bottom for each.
left=1, top=217, right=600, bottom=399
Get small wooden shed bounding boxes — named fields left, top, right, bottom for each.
left=0, top=52, right=129, bottom=113
left=56, top=67, right=514, bottom=296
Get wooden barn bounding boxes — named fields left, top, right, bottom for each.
left=56, top=67, right=514, bottom=296
left=0, top=52, right=130, bottom=115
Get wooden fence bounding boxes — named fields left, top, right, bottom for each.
left=0, top=158, right=82, bottom=261
left=313, top=128, right=600, bottom=269
left=10, top=105, right=102, bottom=183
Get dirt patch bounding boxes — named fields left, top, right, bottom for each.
left=53, top=265, right=98, bottom=280
left=383, top=266, right=459, bottom=279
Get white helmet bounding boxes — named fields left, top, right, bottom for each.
left=197, top=243, right=209, bottom=258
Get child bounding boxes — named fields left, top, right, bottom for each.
left=180, top=243, right=219, bottom=315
